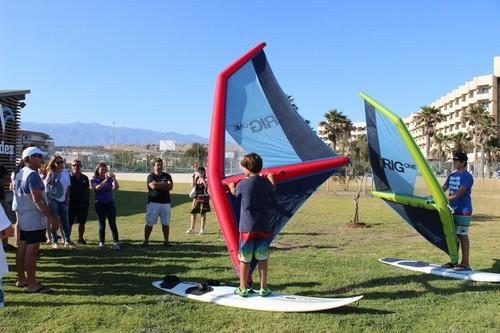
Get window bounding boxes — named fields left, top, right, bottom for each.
left=455, top=98, right=459, bottom=105
left=478, top=86, right=490, bottom=94
left=461, top=95, right=466, bottom=101
left=469, top=91, right=474, bottom=98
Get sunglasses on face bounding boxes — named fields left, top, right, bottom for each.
left=56, top=161, right=64, bottom=164
left=72, top=164, right=81, bottom=167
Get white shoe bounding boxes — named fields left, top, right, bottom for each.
left=51, top=242, right=59, bottom=249
left=199, top=229, right=206, bottom=235
left=112, top=242, right=120, bottom=250
left=186, top=228, right=193, bottom=234
left=98, top=242, right=104, bottom=250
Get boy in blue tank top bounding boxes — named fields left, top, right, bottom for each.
left=441, top=152, right=474, bottom=271
left=228, top=153, right=275, bottom=297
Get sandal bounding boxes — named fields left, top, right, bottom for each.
left=259, top=287, right=272, bottom=297
left=441, top=262, right=456, bottom=269
left=453, top=265, right=471, bottom=272
left=234, top=287, right=249, bottom=297
left=25, top=285, right=53, bottom=294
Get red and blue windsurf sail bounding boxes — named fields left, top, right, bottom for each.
left=361, top=92, right=458, bottom=263
left=208, top=43, right=349, bottom=275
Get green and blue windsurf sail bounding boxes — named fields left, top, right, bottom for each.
left=360, top=92, right=458, bottom=263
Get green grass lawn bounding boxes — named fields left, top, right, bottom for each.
left=1, top=180, right=499, bottom=333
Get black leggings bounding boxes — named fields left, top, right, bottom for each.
left=95, top=202, right=119, bottom=243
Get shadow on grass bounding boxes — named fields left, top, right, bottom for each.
left=483, top=258, right=500, bottom=273
left=325, top=274, right=500, bottom=300
left=471, top=213, right=500, bottom=222
left=320, top=306, right=394, bottom=315
left=272, top=244, right=340, bottom=251
left=86, top=191, right=192, bottom=220
left=6, top=242, right=231, bottom=301
left=279, top=232, right=329, bottom=236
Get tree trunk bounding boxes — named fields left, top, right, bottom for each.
left=480, top=144, right=485, bottom=178
left=351, top=178, right=362, bottom=224
left=426, top=134, right=431, bottom=159
left=473, top=134, right=478, bottom=176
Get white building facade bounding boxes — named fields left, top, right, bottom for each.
left=405, top=56, right=500, bottom=160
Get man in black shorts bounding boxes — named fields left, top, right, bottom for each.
left=68, top=160, right=90, bottom=244
left=15, top=147, right=54, bottom=293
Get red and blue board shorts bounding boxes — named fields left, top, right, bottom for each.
left=238, top=231, right=271, bottom=263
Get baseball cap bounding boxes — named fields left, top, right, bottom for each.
left=22, top=147, right=47, bottom=159
left=452, top=152, right=468, bottom=162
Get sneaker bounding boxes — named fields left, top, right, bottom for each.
left=77, top=239, right=87, bottom=245
left=64, top=241, right=76, bottom=248
left=141, top=241, right=149, bottom=248
left=51, top=242, right=59, bottom=249
left=185, top=228, right=194, bottom=234
left=163, top=241, right=172, bottom=247
left=112, top=242, right=120, bottom=250
left=45, top=239, right=51, bottom=244
left=98, top=242, right=104, bottom=250
left=259, top=287, right=272, bottom=297
left=199, top=229, right=206, bottom=235
left=234, top=287, right=249, bottom=297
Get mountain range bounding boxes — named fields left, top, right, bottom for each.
left=22, top=122, right=209, bottom=146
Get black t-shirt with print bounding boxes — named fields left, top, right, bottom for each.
left=147, top=172, right=172, bottom=204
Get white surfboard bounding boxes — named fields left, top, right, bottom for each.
left=379, top=258, right=500, bottom=283
left=152, top=280, right=363, bottom=312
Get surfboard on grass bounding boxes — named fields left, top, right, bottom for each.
left=152, top=279, right=363, bottom=312
left=379, top=258, right=500, bottom=283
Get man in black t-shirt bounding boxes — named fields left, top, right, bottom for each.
left=142, top=158, right=173, bottom=247
left=68, top=160, right=90, bottom=244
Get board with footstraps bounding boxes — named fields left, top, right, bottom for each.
left=152, top=276, right=363, bottom=312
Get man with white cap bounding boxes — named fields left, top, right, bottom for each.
left=14, top=147, right=54, bottom=293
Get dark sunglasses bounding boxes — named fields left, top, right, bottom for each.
left=56, top=160, right=64, bottom=164
left=72, top=164, right=81, bottom=167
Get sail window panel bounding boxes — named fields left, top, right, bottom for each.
left=225, top=61, right=301, bottom=168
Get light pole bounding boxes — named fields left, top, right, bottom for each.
left=111, top=121, right=116, bottom=170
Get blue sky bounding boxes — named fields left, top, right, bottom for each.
left=1, top=1, right=499, bottom=138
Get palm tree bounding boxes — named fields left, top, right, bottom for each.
left=483, top=137, right=500, bottom=177
left=431, top=132, right=450, bottom=173
left=447, top=132, right=472, bottom=154
left=319, top=109, right=353, bottom=152
left=413, top=106, right=446, bottom=159
left=475, top=115, right=498, bottom=178
left=461, top=104, right=490, bottom=176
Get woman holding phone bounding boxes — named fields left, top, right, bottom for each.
left=91, top=162, right=120, bottom=250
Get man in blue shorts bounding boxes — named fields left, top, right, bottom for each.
left=228, top=153, right=275, bottom=297
left=441, top=152, right=474, bottom=271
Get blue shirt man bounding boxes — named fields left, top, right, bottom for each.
left=442, top=152, right=473, bottom=271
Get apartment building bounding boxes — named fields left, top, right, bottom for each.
left=351, top=121, right=367, bottom=139
left=405, top=56, right=500, bottom=160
